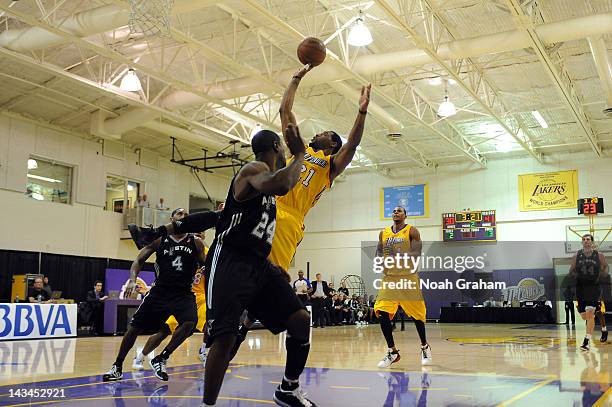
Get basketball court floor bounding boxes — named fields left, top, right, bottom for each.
left=1, top=324, right=610, bottom=406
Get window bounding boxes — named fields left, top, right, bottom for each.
left=105, top=176, right=140, bottom=213
left=26, top=157, right=72, bottom=204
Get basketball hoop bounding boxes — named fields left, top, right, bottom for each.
left=128, top=0, right=175, bottom=38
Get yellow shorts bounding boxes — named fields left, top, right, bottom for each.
left=374, top=299, right=426, bottom=322
left=166, top=294, right=206, bottom=333
left=268, top=208, right=304, bottom=271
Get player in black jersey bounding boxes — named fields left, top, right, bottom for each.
left=201, top=125, right=315, bottom=407
left=102, top=208, right=206, bottom=382
left=570, top=234, right=609, bottom=351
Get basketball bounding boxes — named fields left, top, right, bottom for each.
left=297, top=37, right=326, bottom=67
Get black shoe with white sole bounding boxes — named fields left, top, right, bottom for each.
left=150, top=355, right=168, bottom=381
left=580, top=338, right=590, bottom=351
left=102, top=364, right=123, bottom=382
left=273, top=384, right=317, bottom=407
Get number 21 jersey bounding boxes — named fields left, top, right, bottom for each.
left=214, top=176, right=277, bottom=258
left=276, top=146, right=331, bottom=221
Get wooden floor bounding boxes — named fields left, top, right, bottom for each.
left=0, top=323, right=610, bottom=406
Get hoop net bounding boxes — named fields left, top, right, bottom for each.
left=128, top=0, right=175, bottom=38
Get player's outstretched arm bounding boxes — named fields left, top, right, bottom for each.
left=279, top=65, right=311, bottom=144
left=244, top=124, right=306, bottom=196
left=330, top=84, right=371, bottom=181
left=172, top=210, right=220, bottom=235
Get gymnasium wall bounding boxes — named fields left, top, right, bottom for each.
left=0, top=115, right=230, bottom=260
left=293, top=152, right=612, bottom=285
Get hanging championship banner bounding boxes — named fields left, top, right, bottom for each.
left=518, top=170, right=578, bottom=211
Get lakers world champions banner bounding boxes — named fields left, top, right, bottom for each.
left=518, top=170, right=578, bottom=211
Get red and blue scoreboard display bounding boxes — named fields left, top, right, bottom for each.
left=577, top=197, right=604, bottom=215
left=442, top=210, right=497, bottom=242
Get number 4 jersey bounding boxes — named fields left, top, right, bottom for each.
left=155, top=234, right=201, bottom=293
left=213, top=176, right=277, bottom=258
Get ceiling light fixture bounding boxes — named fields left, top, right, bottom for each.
left=347, top=12, right=373, bottom=47
left=120, top=68, right=142, bottom=92
left=437, top=79, right=457, bottom=117
left=27, top=158, right=38, bottom=170
left=437, top=95, right=457, bottom=117
left=531, top=110, right=548, bottom=128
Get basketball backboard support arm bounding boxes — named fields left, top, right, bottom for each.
left=169, top=137, right=249, bottom=173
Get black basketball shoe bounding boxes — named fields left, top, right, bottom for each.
left=102, top=364, right=123, bottom=382
left=273, top=383, right=317, bottom=407
left=150, top=355, right=168, bottom=381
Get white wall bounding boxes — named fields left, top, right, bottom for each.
left=0, top=115, right=230, bottom=260
left=293, top=153, right=612, bottom=284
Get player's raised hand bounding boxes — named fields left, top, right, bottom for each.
left=284, top=123, right=306, bottom=156
left=359, top=84, right=371, bottom=113
left=294, top=63, right=313, bottom=80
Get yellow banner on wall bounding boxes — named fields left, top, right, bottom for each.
left=518, top=170, right=578, bottom=211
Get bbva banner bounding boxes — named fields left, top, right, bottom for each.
left=0, top=304, right=77, bottom=340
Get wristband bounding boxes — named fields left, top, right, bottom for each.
left=359, top=110, right=367, bottom=115
left=292, top=76, right=302, bottom=81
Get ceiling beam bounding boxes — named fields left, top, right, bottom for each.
left=505, top=0, right=602, bottom=157
left=375, top=0, right=544, bottom=163
left=0, top=45, right=248, bottom=145
left=0, top=3, right=276, bottom=136
left=316, top=0, right=487, bottom=168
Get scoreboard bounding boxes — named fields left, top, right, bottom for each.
left=442, top=210, right=497, bottom=242
left=577, top=197, right=604, bottom=215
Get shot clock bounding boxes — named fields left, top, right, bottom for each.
left=577, top=197, right=604, bottom=215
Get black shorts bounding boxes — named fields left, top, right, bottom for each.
left=205, top=245, right=305, bottom=343
left=576, top=300, right=601, bottom=314
left=130, top=286, right=197, bottom=330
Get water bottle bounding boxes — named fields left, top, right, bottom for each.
left=37, top=294, right=42, bottom=302
left=14, top=295, right=20, bottom=303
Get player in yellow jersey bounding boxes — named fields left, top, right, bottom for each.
left=374, top=206, right=432, bottom=368
left=269, top=64, right=371, bottom=271
left=132, top=232, right=210, bottom=370
left=226, top=65, right=371, bottom=357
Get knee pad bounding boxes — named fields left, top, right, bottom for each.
left=585, top=306, right=596, bottom=313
